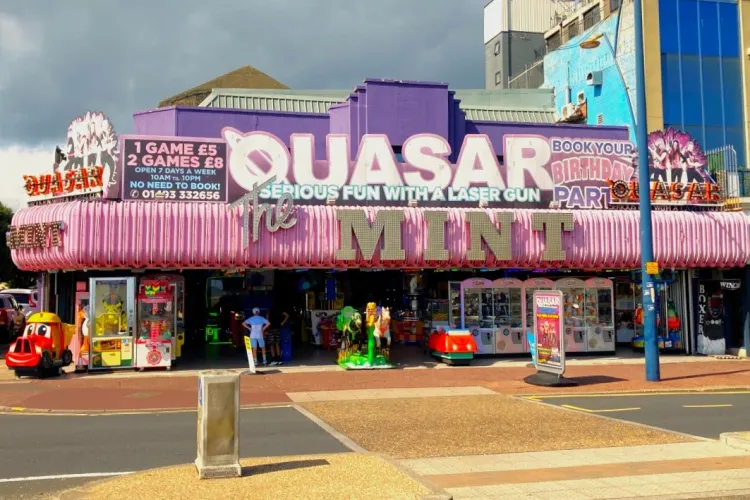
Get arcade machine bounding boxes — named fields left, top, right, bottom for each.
left=492, top=278, right=525, bottom=354
left=142, top=274, right=185, bottom=364
left=204, top=275, right=241, bottom=360
left=88, top=277, right=136, bottom=370
left=583, top=278, right=616, bottom=353
left=135, top=279, right=174, bottom=370
left=554, top=278, right=588, bottom=353
left=461, top=278, right=496, bottom=354
left=448, top=281, right=462, bottom=328
left=395, top=272, right=424, bottom=344
left=523, top=278, right=554, bottom=353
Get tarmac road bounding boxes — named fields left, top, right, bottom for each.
left=0, top=406, right=348, bottom=499
left=528, top=390, right=750, bottom=439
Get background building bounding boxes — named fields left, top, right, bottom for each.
left=509, top=0, right=749, bottom=201
left=483, top=0, right=560, bottom=89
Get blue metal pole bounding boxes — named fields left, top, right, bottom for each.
left=633, top=0, right=660, bottom=381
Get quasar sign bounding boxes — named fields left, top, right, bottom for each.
left=121, top=136, right=228, bottom=202
left=24, top=167, right=105, bottom=202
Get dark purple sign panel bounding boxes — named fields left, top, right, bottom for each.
left=121, top=136, right=227, bottom=202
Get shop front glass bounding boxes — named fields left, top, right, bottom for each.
left=89, top=277, right=136, bottom=370
left=624, top=271, right=686, bottom=352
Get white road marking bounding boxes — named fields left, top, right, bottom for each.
left=0, top=471, right=134, bottom=483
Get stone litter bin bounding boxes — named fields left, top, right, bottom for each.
left=195, top=370, right=241, bottom=479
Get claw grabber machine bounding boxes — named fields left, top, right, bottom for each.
left=135, top=279, right=174, bottom=370
left=554, top=278, right=588, bottom=353
left=89, top=277, right=136, bottom=370
left=492, top=278, right=525, bottom=354
left=141, top=274, right=185, bottom=365
left=583, top=278, right=615, bottom=353
left=461, top=278, right=496, bottom=355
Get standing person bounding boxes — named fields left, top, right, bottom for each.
left=268, top=309, right=290, bottom=366
left=243, top=308, right=270, bottom=366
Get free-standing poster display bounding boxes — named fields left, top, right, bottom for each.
left=532, top=291, right=565, bottom=375
left=523, top=277, right=555, bottom=354
left=243, top=336, right=257, bottom=374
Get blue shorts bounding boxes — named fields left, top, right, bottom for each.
left=250, top=337, right=265, bottom=349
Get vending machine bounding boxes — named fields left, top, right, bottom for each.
left=584, top=278, right=616, bottom=353
left=492, top=278, right=525, bottom=354
left=88, top=277, right=136, bottom=370
left=461, top=278, right=495, bottom=354
left=135, top=279, right=175, bottom=370
left=554, top=278, right=588, bottom=352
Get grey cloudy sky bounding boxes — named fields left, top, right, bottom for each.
left=0, top=0, right=486, bottom=148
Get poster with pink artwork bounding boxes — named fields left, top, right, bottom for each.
left=533, top=290, right=565, bottom=375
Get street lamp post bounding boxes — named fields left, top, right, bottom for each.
left=580, top=0, right=660, bottom=381
left=633, top=0, right=660, bottom=382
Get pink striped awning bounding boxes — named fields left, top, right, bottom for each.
left=10, top=200, right=750, bottom=271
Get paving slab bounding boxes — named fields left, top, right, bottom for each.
left=302, top=394, right=695, bottom=459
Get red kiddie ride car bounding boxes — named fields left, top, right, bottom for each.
left=6, top=312, right=74, bottom=378
left=426, top=328, right=477, bottom=365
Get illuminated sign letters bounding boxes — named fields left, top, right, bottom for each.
left=7, top=222, right=65, bottom=250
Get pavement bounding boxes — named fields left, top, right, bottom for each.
left=57, top=454, right=438, bottom=500
left=43, top=387, right=750, bottom=500
left=0, top=406, right=348, bottom=499
left=1, top=356, right=750, bottom=499
left=0, top=358, right=749, bottom=413
left=400, top=441, right=750, bottom=499
left=525, top=391, right=750, bottom=439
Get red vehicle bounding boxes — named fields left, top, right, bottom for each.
left=6, top=312, right=73, bottom=378
left=426, top=328, right=477, bottom=365
left=0, top=293, right=26, bottom=343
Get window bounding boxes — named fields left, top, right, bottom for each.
left=494, top=41, right=501, bottom=55
left=392, top=146, right=403, bottom=163
left=547, top=32, right=562, bottom=51
left=495, top=71, right=503, bottom=86
left=583, top=7, right=601, bottom=30
left=567, top=22, right=579, bottom=41
left=610, top=0, right=621, bottom=12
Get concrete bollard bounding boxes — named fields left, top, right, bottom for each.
left=195, top=370, right=241, bottom=479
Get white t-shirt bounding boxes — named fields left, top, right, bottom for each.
left=244, top=315, right=268, bottom=339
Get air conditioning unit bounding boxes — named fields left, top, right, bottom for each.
left=561, top=103, right=576, bottom=119
left=587, top=71, right=603, bottom=86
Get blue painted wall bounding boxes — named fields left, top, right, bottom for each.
left=543, top=0, right=745, bottom=165
left=659, top=0, right=745, bottom=164
left=543, top=11, right=637, bottom=142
